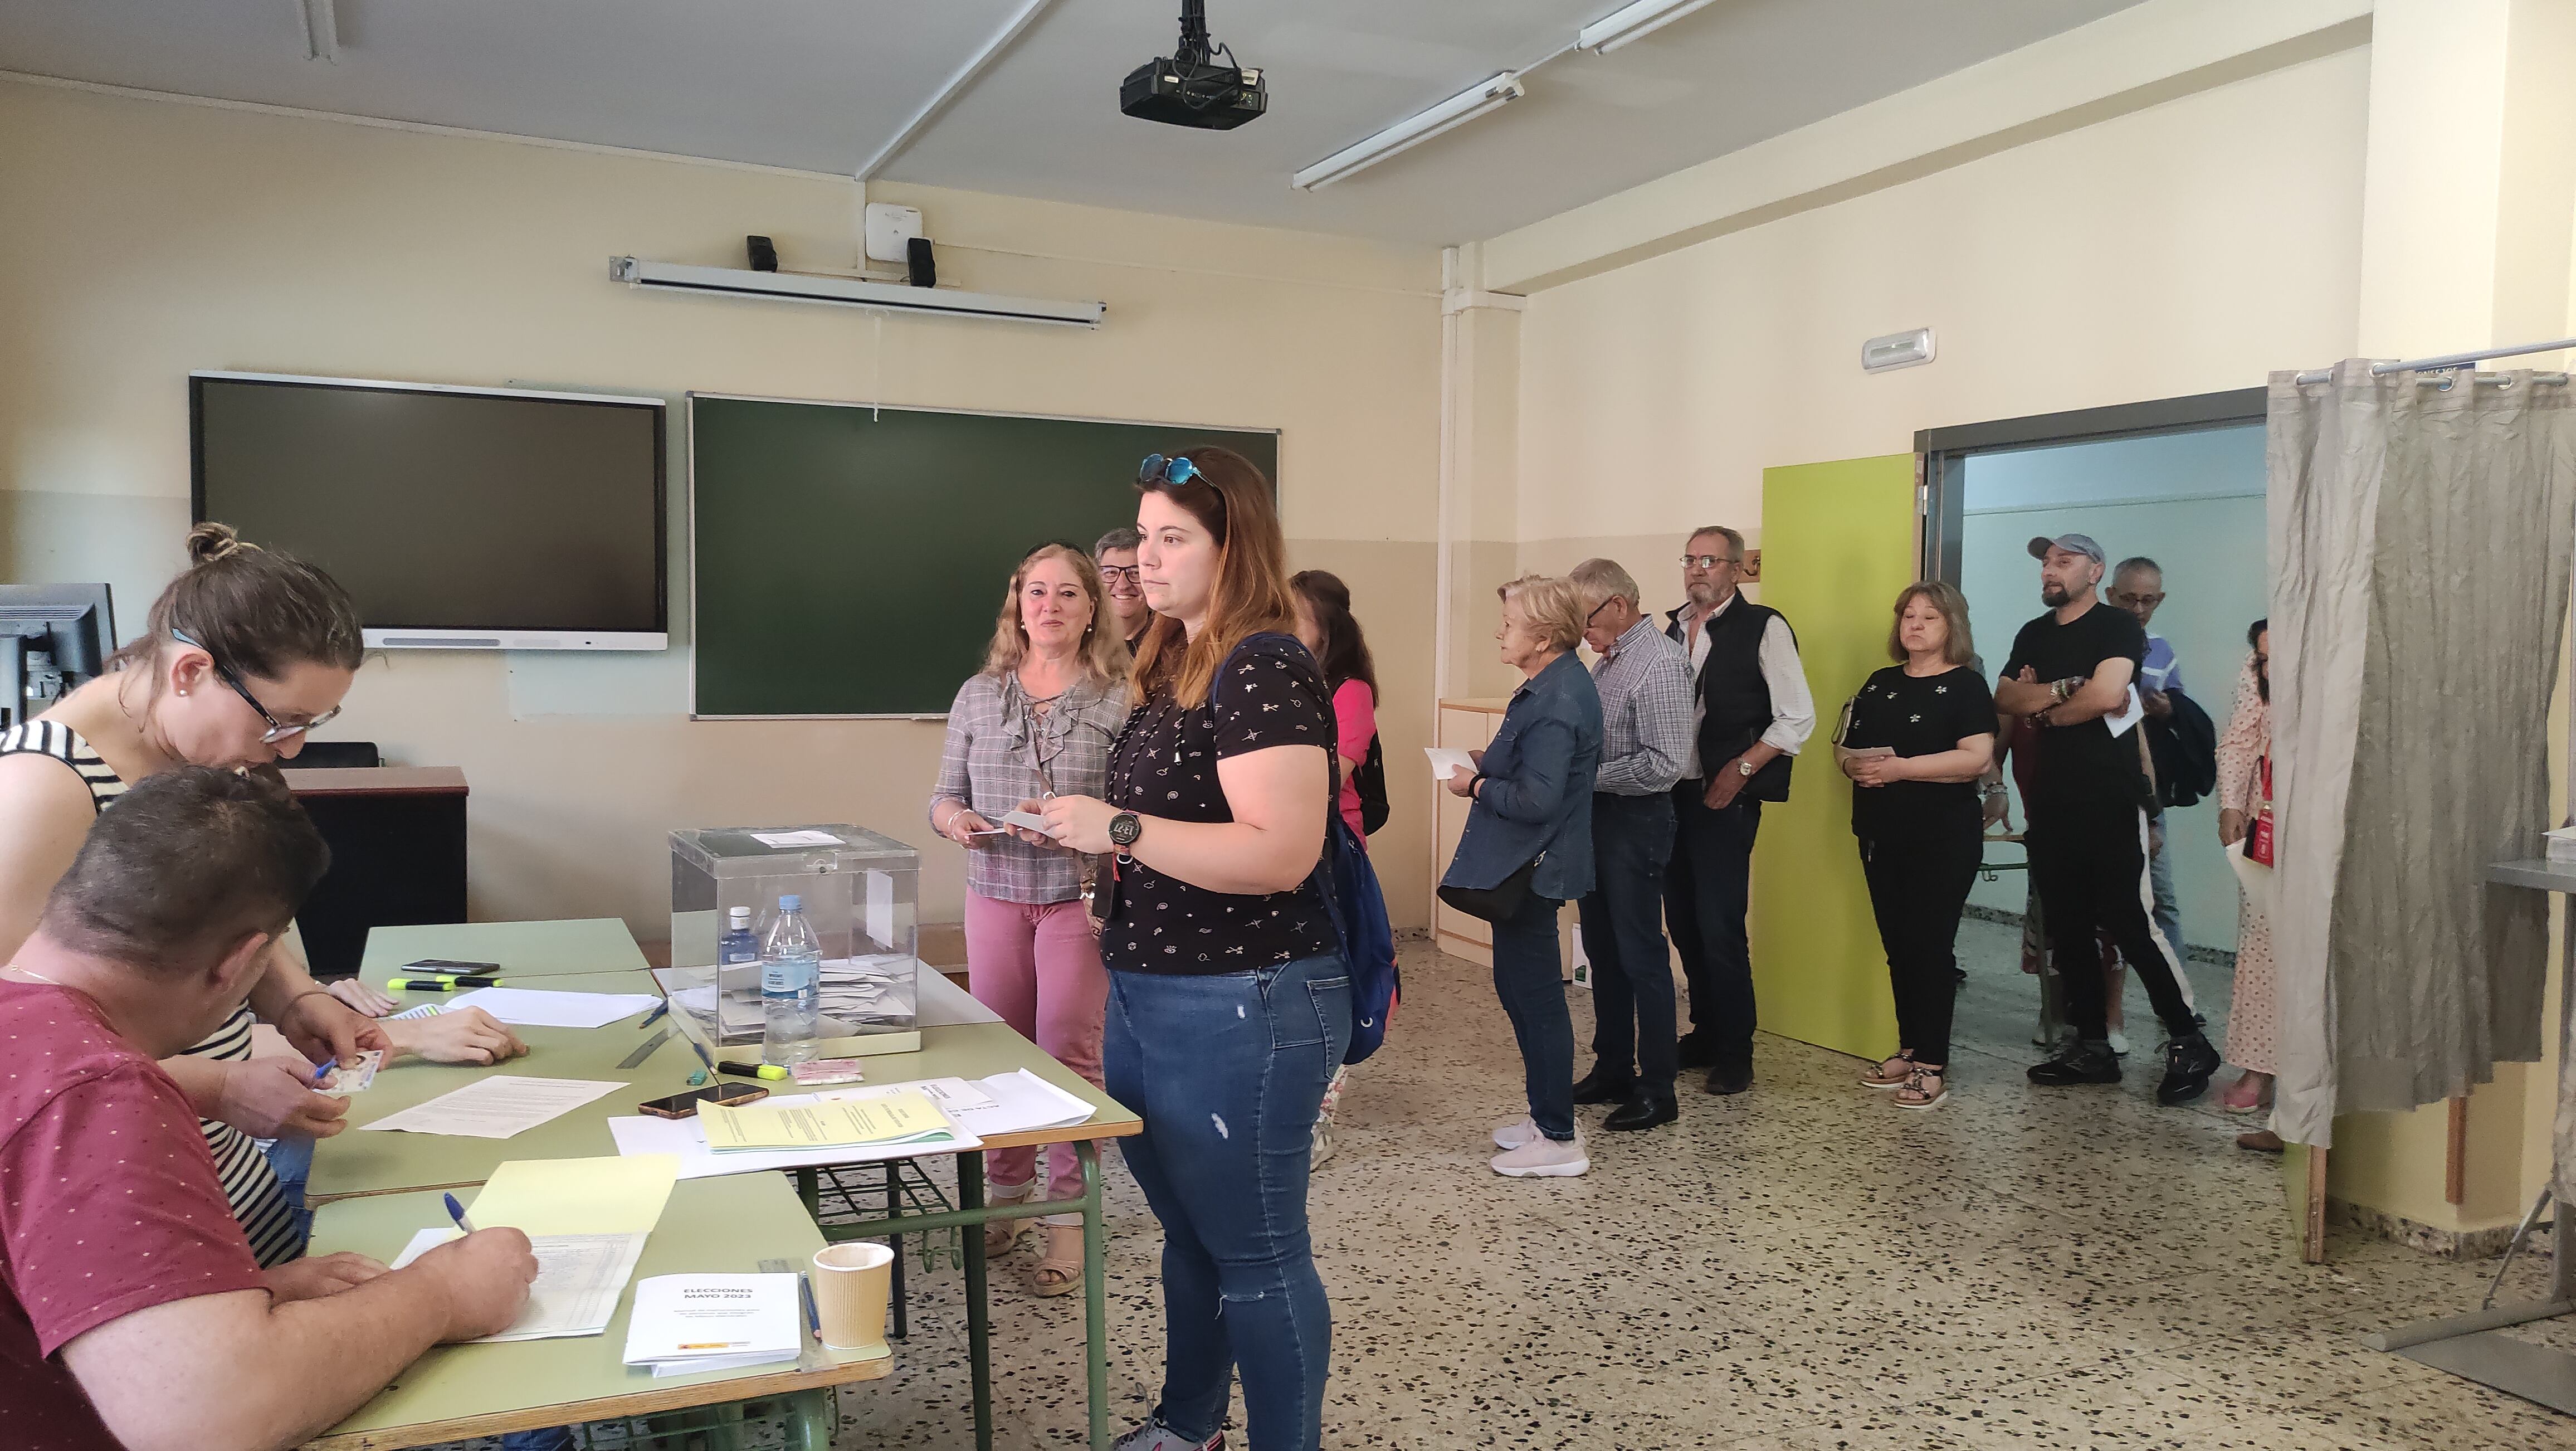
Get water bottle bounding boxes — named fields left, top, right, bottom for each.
left=760, top=893, right=822, bottom=1064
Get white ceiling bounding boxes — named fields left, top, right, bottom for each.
left=0, top=0, right=2142, bottom=247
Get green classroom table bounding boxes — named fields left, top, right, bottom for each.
left=316, top=920, right=1145, bottom=1451
left=301, top=1175, right=889, bottom=1450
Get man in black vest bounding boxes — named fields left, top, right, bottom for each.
left=1663, top=525, right=1813, bottom=1095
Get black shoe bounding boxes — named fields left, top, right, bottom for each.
left=1702, top=1064, right=1753, bottom=1096
left=1571, top=1067, right=1634, bottom=1106
left=1675, top=1033, right=1717, bottom=1070
left=2157, top=1032, right=2222, bottom=1105
left=2027, top=1040, right=2121, bottom=1086
left=1603, top=1095, right=1680, bottom=1131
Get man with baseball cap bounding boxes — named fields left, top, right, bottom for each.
left=1991, top=533, right=2219, bottom=1104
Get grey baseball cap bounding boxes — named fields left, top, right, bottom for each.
left=2027, top=533, right=2105, bottom=564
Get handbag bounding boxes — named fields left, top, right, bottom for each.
left=1438, top=855, right=1541, bottom=924
left=2246, top=756, right=2275, bottom=867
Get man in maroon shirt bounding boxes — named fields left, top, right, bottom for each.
left=0, top=767, right=536, bottom=1451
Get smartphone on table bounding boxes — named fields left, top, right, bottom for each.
left=637, top=1084, right=769, bottom=1119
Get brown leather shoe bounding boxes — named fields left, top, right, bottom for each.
left=2236, top=1128, right=2284, bottom=1153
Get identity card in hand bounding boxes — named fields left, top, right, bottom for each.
left=316, top=1049, right=383, bottom=1097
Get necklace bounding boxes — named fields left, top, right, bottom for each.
left=3, top=963, right=64, bottom=986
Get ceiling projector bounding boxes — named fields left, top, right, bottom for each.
left=1121, top=1, right=1266, bottom=130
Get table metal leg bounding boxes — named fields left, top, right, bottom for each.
left=960, top=1150, right=993, bottom=1451
left=887, top=1163, right=909, bottom=1340
left=1080, top=1139, right=1110, bottom=1451
left=781, top=1386, right=834, bottom=1451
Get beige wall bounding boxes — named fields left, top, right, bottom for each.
left=0, top=77, right=1445, bottom=938
left=1513, top=45, right=2372, bottom=617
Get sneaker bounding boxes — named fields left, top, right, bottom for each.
left=1113, top=1419, right=1223, bottom=1451
left=2027, top=1039, right=2121, bottom=1086
left=2157, top=1033, right=2222, bottom=1105
left=1491, top=1115, right=1540, bottom=1151
left=2106, top=1028, right=2129, bottom=1056
left=1490, top=1132, right=1589, bottom=1177
left=1307, top=1117, right=1335, bottom=1172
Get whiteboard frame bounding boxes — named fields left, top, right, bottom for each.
left=682, top=391, right=1284, bottom=722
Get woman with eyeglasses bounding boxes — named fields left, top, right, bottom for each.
left=927, top=541, right=1129, bottom=1296
left=1028, top=448, right=1344, bottom=1451
left=0, top=523, right=528, bottom=1268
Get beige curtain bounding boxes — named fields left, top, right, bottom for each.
left=2268, top=359, right=2576, bottom=1150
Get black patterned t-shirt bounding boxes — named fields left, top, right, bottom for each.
left=1102, top=632, right=1338, bottom=975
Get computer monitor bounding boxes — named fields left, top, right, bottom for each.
left=0, top=584, right=115, bottom=731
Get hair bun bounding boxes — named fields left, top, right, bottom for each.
left=185, top=522, right=258, bottom=567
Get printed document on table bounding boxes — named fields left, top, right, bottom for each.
left=357, top=1075, right=625, bottom=1140
left=465, top=1154, right=679, bottom=1236
left=622, top=1273, right=801, bottom=1368
left=1424, top=747, right=1476, bottom=780
left=392, top=1228, right=647, bottom=1342
left=606, top=1094, right=983, bottom=1180
left=697, top=1090, right=957, bottom=1152
left=445, top=986, right=663, bottom=1029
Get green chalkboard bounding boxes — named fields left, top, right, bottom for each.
left=688, top=396, right=1280, bottom=717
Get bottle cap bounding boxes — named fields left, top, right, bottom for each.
left=780, top=894, right=803, bottom=912
left=728, top=906, right=750, bottom=926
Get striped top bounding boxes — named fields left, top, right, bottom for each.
left=0, top=720, right=303, bottom=1268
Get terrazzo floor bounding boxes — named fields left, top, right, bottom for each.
left=826, top=931, right=2576, bottom=1450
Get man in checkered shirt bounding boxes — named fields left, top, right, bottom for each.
left=1566, top=558, right=1695, bottom=1132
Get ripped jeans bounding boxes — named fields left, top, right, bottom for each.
left=1105, top=955, right=1349, bottom=1451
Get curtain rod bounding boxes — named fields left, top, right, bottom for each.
left=2295, top=335, right=2576, bottom=386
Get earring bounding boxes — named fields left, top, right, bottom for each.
left=175, top=688, right=188, bottom=697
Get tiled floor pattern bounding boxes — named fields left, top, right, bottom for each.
left=828, top=933, right=2572, bottom=1449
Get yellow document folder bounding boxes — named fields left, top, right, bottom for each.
left=466, top=1153, right=681, bottom=1236
left=697, top=1090, right=957, bottom=1152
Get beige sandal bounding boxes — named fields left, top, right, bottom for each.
left=983, top=1185, right=1035, bottom=1257
left=1861, top=1051, right=1914, bottom=1089
left=1031, top=1222, right=1086, bottom=1298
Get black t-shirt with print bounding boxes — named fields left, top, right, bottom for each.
left=1103, top=632, right=1338, bottom=976
left=1843, top=664, right=1997, bottom=840
left=2002, top=600, right=2152, bottom=819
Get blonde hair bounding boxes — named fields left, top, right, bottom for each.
left=1887, top=580, right=1975, bottom=666
left=1499, top=574, right=1586, bottom=653
left=983, top=543, right=1128, bottom=685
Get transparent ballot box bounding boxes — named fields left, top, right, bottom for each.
left=667, top=825, right=921, bottom=1058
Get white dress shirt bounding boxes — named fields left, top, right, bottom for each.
left=1677, top=592, right=1817, bottom=780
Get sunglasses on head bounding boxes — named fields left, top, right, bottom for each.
left=1138, top=454, right=1206, bottom=490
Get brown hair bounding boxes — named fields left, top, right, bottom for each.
left=1688, top=525, right=1746, bottom=561
left=1499, top=574, right=1587, bottom=653
left=1129, top=446, right=1297, bottom=709
left=1289, top=569, right=1377, bottom=694
left=40, top=766, right=329, bottom=975
left=110, top=523, right=364, bottom=684
left=981, top=542, right=1128, bottom=686
left=1887, top=580, right=1975, bottom=666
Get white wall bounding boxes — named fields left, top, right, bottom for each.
left=0, top=77, right=1446, bottom=938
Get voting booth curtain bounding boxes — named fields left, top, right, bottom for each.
left=2266, top=359, right=2576, bottom=1150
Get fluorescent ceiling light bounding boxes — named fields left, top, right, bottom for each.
left=298, top=0, right=338, bottom=63
left=1292, top=72, right=1525, bottom=191
left=1578, top=0, right=1720, bottom=53
left=608, top=257, right=1105, bottom=328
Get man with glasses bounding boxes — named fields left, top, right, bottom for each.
left=1567, top=558, right=1692, bottom=1129
left=2105, top=557, right=2194, bottom=1036
left=1092, top=527, right=1155, bottom=653
left=1662, top=526, right=1813, bottom=1096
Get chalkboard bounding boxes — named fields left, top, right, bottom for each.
left=689, top=395, right=1280, bottom=717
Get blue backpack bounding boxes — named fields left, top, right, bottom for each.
left=1315, top=814, right=1399, bottom=1065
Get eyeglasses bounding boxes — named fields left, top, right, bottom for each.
left=1138, top=454, right=1206, bottom=489
left=170, top=629, right=340, bottom=744
left=1680, top=554, right=1741, bottom=571
left=2108, top=590, right=2167, bottom=608
left=1585, top=598, right=1618, bottom=625
left=1099, top=565, right=1143, bottom=586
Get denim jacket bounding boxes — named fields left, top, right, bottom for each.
left=1442, top=651, right=1603, bottom=903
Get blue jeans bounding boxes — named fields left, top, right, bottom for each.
left=260, top=1135, right=316, bottom=1257
left=1490, top=892, right=1577, bottom=1142
left=1576, top=792, right=1678, bottom=1098
left=1106, top=955, right=1349, bottom=1451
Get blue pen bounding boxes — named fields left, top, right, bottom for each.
left=308, top=1059, right=336, bottom=1087
left=639, top=999, right=670, bottom=1030
left=800, top=1271, right=821, bottom=1340
left=443, top=1192, right=476, bottom=1234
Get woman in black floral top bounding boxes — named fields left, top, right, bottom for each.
left=1028, top=447, right=1344, bottom=1451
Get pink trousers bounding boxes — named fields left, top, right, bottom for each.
left=963, top=893, right=1108, bottom=1210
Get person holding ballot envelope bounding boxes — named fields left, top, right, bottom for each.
left=1838, top=582, right=1996, bottom=1111
left=928, top=540, right=1129, bottom=1296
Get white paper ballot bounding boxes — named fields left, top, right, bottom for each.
left=2106, top=685, right=2144, bottom=738
left=1424, top=747, right=1476, bottom=780
left=749, top=829, right=842, bottom=849
left=392, top=1228, right=647, bottom=1342
left=998, top=810, right=1051, bottom=831
left=445, top=986, right=663, bottom=1030
left=623, top=1274, right=801, bottom=1370
left=866, top=869, right=896, bottom=950
left=358, top=1075, right=625, bottom=1140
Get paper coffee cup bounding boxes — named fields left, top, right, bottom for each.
left=812, top=1242, right=894, bottom=1354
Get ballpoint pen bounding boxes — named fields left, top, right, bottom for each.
left=443, top=1192, right=476, bottom=1234
left=638, top=999, right=670, bottom=1030
left=687, top=1036, right=714, bottom=1086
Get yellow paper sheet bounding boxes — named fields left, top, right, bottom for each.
left=698, top=1090, right=952, bottom=1151
left=465, top=1153, right=680, bottom=1236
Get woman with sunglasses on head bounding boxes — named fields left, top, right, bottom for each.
left=0, top=523, right=527, bottom=1268
left=1030, top=449, right=1344, bottom=1451
left=927, top=541, right=1129, bottom=1296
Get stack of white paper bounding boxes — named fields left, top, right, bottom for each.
left=357, top=1075, right=625, bottom=1140
left=392, top=1229, right=648, bottom=1343
left=622, top=1273, right=801, bottom=1377
left=446, top=986, right=664, bottom=1030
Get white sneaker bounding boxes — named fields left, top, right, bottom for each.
left=2107, top=1028, right=2129, bottom=1055
left=1112, top=1420, right=1222, bottom=1451
left=1491, top=1116, right=1539, bottom=1151
left=1490, top=1132, right=1588, bottom=1177
left=1307, top=1117, right=1335, bottom=1172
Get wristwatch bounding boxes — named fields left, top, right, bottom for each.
left=1108, top=812, right=1143, bottom=850
left=1736, top=758, right=1757, bottom=778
